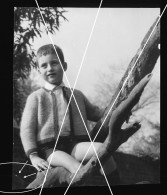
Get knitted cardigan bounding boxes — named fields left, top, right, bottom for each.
left=20, top=86, right=103, bottom=157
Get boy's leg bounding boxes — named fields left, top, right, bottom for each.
left=71, top=142, right=101, bottom=161
left=47, top=150, right=82, bottom=174
left=71, top=142, right=116, bottom=172
left=71, top=142, right=121, bottom=185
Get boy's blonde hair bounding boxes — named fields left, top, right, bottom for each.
left=36, top=44, right=65, bottom=66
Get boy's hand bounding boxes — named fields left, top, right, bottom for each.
left=30, top=155, right=52, bottom=172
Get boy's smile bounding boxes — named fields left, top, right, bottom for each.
left=38, top=54, right=67, bottom=85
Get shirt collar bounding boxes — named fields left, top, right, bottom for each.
left=44, top=81, right=65, bottom=91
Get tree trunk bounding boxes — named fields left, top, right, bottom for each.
left=91, top=17, right=160, bottom=141
left=26, top=17, right=160, bottom=189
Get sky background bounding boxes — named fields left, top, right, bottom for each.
left=30, top=8, right=160, bottom=100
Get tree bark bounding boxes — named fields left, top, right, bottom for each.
left=26, top=17, right=160, bottom=189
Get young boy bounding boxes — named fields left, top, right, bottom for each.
left=20, top=44, right=120, bottom=185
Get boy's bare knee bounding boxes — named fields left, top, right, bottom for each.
left=93, top=142, right=102, bottom=151
left=88, top=142, right=102, bottom=153
left=71, top=142, right=102, bottom=162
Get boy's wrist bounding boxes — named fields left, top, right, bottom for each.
left=29, top=152, right=39, bottom=159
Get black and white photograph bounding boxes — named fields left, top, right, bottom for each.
left=11, top=3, right=162, bottom=194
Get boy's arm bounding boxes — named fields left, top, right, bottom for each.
left=20, top=93, right=38, bottom=158
left=83, top=93, right=104, bottom=122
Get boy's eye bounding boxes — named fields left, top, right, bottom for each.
left=52, top=61, right=59, bottom=65
left=41, top=63, right=47, bottom=68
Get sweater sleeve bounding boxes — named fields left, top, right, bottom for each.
left=82, top=92, right=104, bottom=122
left=20, top=93, right=38, bottom=157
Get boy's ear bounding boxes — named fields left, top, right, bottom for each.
left=63, top=62, right=67, bottom=71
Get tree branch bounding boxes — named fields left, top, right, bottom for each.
left=98, top=17, right=160, bottom=131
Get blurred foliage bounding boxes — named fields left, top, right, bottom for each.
left=93, top=65, right=124, bottom=109
left=13, top=7, right=68, bottom=125
left=132, top=131, right=160, bottom=159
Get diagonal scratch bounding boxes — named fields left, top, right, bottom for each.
left=33, top=1, right=113, bottom=195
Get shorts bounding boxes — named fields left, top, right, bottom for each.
left=38, top=135, right=89, bottom=160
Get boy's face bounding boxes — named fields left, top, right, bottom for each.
left=38, top=54, right=67, bottom=85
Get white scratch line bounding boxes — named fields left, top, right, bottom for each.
left=24, top=172, right=37, bottom=178
left=33, top=2, right=111, bottom=195
left=19, top=160, right=28, bottom=173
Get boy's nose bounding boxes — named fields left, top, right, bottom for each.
left=47, top=64, right=53, bottom=71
